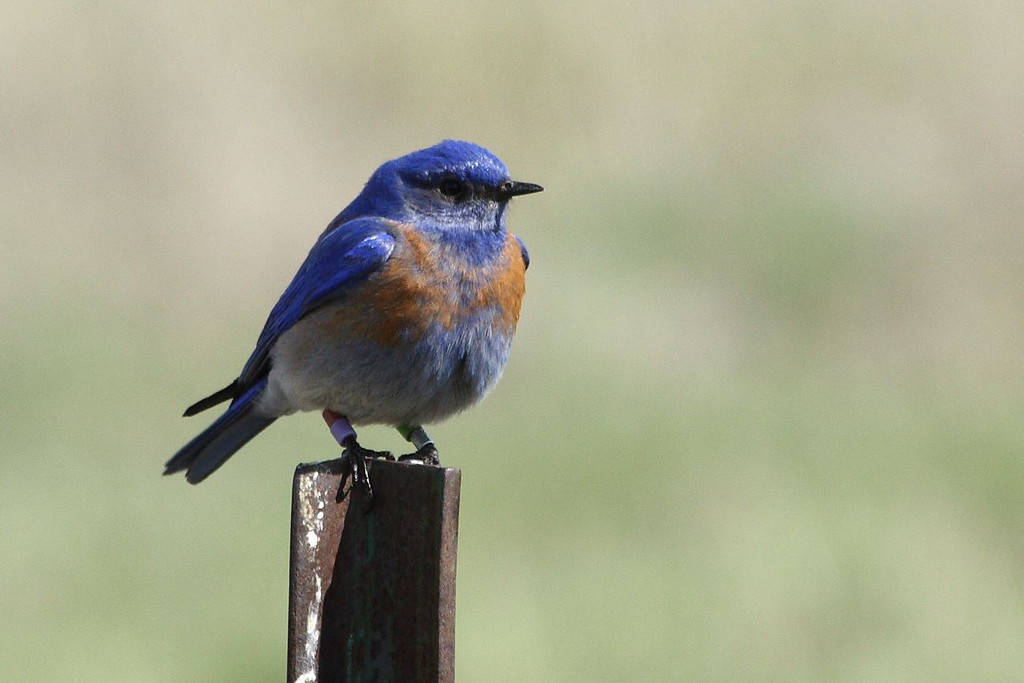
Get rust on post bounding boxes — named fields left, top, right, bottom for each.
left=287, top=458, right=461, bottom=683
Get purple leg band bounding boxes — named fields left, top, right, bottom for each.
left=328, top=416, right=356, bottom=446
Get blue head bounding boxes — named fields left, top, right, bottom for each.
left=333, top=140, right=543, bottom=233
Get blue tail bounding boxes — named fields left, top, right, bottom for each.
left=165, top=378, right=275, bottom=484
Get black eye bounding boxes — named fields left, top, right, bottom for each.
left=437, top=177, right=469, bottom=201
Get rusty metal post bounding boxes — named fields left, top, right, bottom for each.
left=287, top=457, right=461, bottom=683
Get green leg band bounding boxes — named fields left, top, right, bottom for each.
left=397, top=425, right=434, bottom=450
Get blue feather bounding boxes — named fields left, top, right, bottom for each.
left=236, top=219, right=395, bottom=388
left=164, top=379, right=275, bottom=483
left=166, top=223, right=393, bottom=482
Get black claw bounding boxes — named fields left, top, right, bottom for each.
left=337, top=439, right=393, bottom=507
left=398, top=443, right=440, bottom=466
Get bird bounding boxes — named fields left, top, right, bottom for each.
left=164, top=140, right=542, bottom=496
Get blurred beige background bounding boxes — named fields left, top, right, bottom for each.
left=3, top=2, right=1023, bottom=680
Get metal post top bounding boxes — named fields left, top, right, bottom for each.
left=288, top=456, right=462, bottom=683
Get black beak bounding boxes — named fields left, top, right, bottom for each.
left=497, top=180, right=544, bottom=199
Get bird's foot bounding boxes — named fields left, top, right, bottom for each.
left=323, top=410, right=392, bottom=506
left=337, top=437, right=393, bottom=506
left=396, top=425, right=441, bottom=465
left=398, top=443, right=440, bottom=466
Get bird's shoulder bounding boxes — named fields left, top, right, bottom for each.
left=236, top=217, right=399, bottom=387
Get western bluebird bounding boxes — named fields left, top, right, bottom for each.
left=164, top=140, right=542, bottom=494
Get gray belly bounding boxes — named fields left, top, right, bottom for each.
left=256, top=307, right=513, bottom=426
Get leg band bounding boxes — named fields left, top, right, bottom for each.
left=322, top=410, right=356, bottom=447
left=406, top=426, right=434, bottom=451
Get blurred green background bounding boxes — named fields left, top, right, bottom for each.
left=3, top=2, right=1024, bottom=680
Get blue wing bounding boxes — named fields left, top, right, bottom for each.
left=235, top=217, right=396, bottom=389
left=515, top=235, right=530, bottom=270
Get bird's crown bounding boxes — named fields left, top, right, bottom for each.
left=391, top=139, right=510, bottom=191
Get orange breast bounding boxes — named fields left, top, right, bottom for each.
left=318, top=225, right=525, bottom=348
